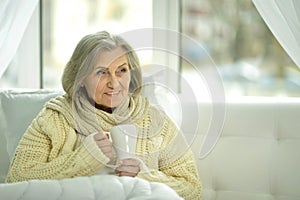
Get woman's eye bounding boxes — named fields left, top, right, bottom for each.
left=96, top=70, right=107, bottom=75
left=118, top=67, right=128, bottom=73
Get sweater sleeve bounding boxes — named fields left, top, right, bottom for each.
left=137, top=150, right=202, bottom=200
left=137, top=116, right=202, bottom=200
left=6, top=108, right=109, bottom=183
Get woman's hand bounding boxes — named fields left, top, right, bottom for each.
left=115, top=158, right=140, bottom=177
left=93, top=132, right=114, bottom=160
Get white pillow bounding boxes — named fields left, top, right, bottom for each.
left=0, top=89, right=63, bottom=161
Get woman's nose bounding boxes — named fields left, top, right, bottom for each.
left=107, top=74, right=119, bottom=88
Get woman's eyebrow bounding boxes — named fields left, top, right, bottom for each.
left=118, top=62, right=128, bottom=68
left=94, top=62, right=128, bottom=70
left=94, top=66, right=107, bottom=70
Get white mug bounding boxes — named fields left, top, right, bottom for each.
left=109, top=124, right=137, bottom=160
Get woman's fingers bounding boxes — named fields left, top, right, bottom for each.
left=115, top=171, right=137, bottom=177
left=115, top=158, right=140, bottom=177
left=115, top=165, right=139, bottom=173
left=93, top=132, right=108, bottom=141
left=93, top=132, right=113, bottom=160
left=120, top=158, right=140, bottom=166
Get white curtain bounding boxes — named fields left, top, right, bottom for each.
left=0, top=0, right=39, bottom=78
left=252, top=0, right=300, bottom=68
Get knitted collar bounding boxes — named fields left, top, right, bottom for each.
left=46, top=91, right=149, bottom=136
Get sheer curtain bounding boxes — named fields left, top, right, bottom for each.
left=252, top=0, right=300, bottom=68
left=0, top=0, right=39, bottom=78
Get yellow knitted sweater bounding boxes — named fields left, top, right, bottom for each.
left=6, top=94, right=201, bottom=199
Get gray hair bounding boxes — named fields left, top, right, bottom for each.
left=62, top=31, right=142, bottom=98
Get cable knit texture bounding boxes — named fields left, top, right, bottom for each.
left=6, top=93, right=201, bottom=199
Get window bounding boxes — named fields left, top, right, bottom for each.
left=181, top=0, right=300, bottom=97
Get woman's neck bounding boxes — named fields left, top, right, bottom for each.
left=84, top=91, right=115, bottom=113
left=94, top=102, right=115, bottom=113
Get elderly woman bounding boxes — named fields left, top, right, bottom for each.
left=6, top=31, right=201, bottom=199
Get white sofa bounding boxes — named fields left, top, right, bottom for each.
left=0, top=89, right=300, bottom=200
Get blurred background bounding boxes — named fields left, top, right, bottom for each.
left=1, top=0, right=300, bottom=97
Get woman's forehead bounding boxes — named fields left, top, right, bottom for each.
left=95, top=47, right=128, bottom=68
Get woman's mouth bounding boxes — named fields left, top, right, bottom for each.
left=105, top=91, right=120, bottom=97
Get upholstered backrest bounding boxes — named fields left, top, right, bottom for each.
left=192, top=98, right=300, bottom=200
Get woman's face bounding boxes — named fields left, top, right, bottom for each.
left=83, top=47, right=131, bottom=108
